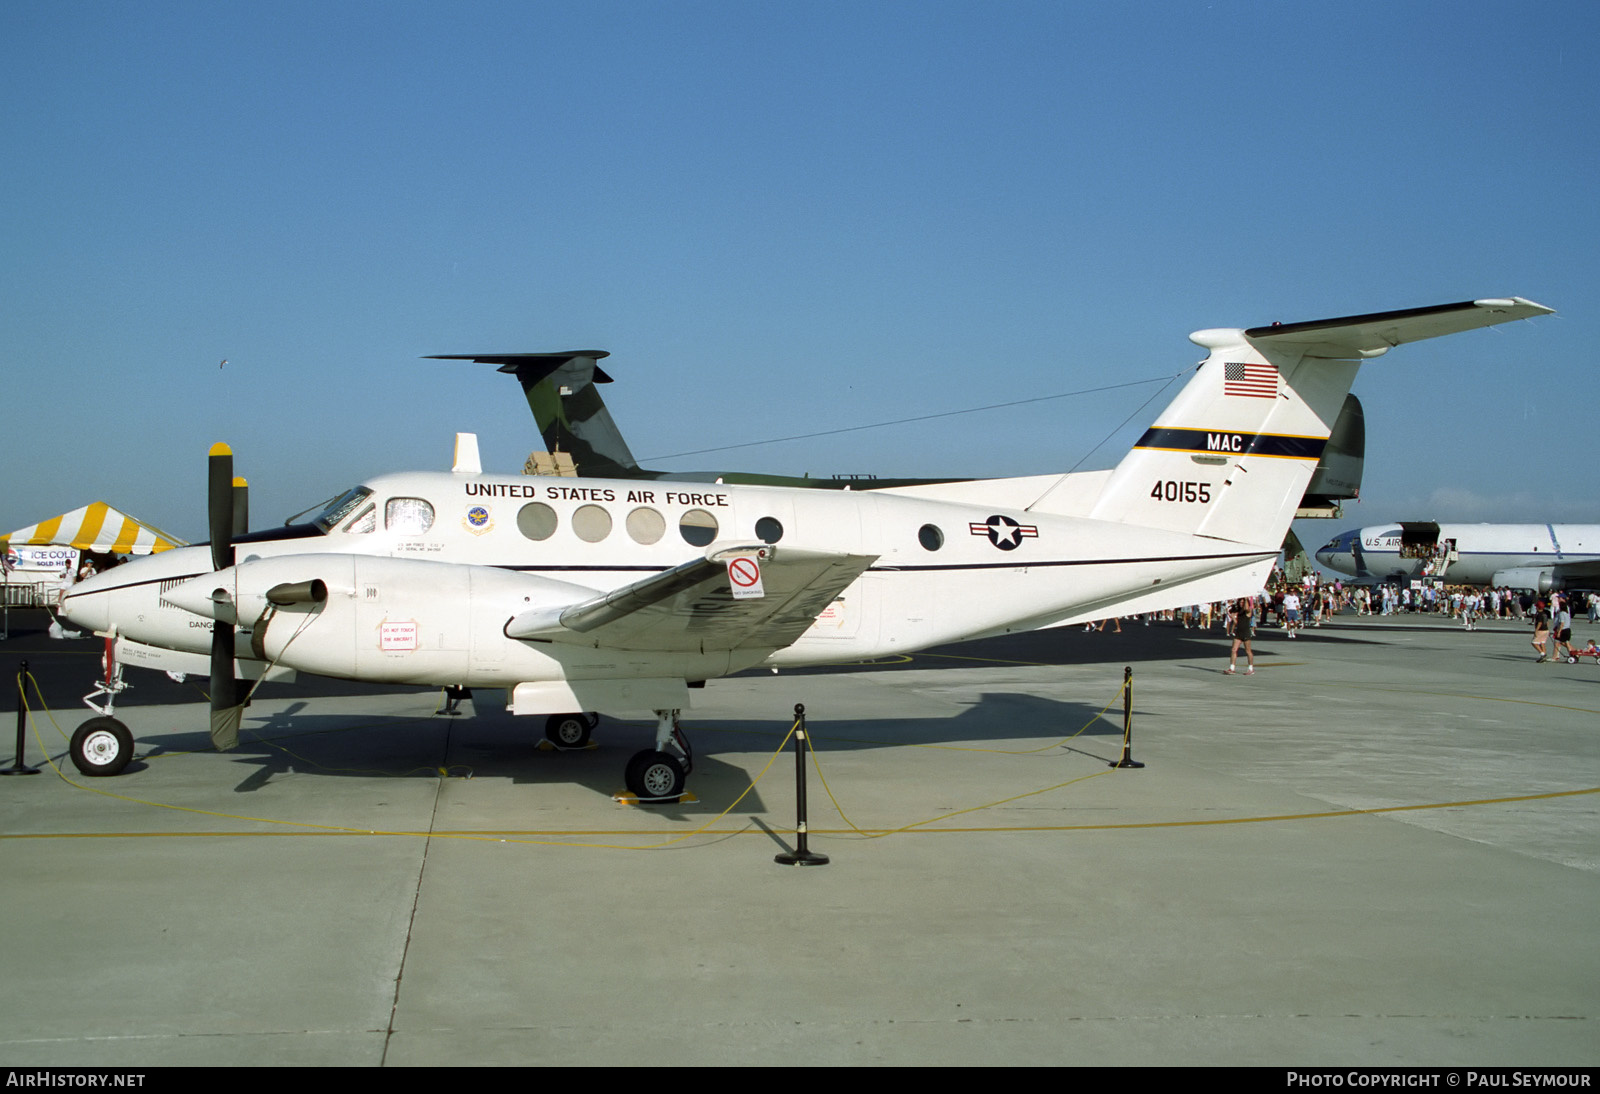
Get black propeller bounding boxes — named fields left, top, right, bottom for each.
left=207, top=443, right=246, bottom=751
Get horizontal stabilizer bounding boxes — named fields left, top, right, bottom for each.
left=426, top=351, right=614, bottom=385
left=1065, top=296, right=1553, bottom=544
left=1236, top=297, right=1553, bottom=359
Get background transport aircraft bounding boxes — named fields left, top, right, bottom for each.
left=426, top=351, right=950, bottom=488
left=60, top=297, right=1552, bottom=800
left=1315, top=522, right=1600, bottom=591
left=431, top=350, right=1363, bottom=515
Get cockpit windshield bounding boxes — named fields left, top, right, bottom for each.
left=312, top=486, right=374, bottom=533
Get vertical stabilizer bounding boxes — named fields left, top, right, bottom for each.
left=1035, top=298, right=1553, bottom=548
left=1074, top=328, right=1357, bottom=545
left=426, top=351, right=640, bottom=476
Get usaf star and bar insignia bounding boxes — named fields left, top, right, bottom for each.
left=969, top=514, right=1039, bottom=551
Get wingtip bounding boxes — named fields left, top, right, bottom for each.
left=1475, top=297, right=1555, bottom=317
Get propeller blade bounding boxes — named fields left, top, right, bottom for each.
left=208, top=443, right=235, bottom=574
left=209, top=619, right=243, bottom=751
left=232, top=476, right=249, bottom=538
left=207, top=443, right=244, bottom=751
left=210, top=706, right=243, bottom=752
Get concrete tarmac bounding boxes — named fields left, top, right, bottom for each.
left=1, top=609, right=1596, bottom=1066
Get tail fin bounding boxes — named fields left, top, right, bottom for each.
left=1044, top=298, right=1552, bottom=544
left=426, top=351, right=642, bottom=476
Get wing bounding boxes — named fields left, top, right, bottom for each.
left=505, top=544, right=877, bottom=652
left=1553, top=559, right=1600, bottom=586
left=1242, top=297, right=1553, bottom=359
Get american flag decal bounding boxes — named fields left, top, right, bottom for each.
left=1224, top=360, right=1278, bottom=399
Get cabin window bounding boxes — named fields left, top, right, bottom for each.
left=680, top=509, right=718, bottom=547
left=517, top=502, right=558, bottom=541
left=344, top=504, right=376, bottom=534
left=756, top=517, right=784, bottom=544
left=918, top=524, right=944, bottom=551
left=572, top=504, right=613, bottom=543
left=626, top=507, right=666, bottom=545
left=385, top=497, right=435, bottom=535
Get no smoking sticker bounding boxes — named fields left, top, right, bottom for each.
left=727, top=556, right=764, bottom=599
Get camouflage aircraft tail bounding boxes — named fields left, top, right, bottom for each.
left=427, top=351, right=641, bottom=477
left=430, top=351, right=967, bottom=490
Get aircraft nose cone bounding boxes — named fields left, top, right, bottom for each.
left=59, top=577, right=112, bottom=634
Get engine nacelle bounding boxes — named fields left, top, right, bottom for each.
left=1492, top=567, right=1554, bottom=594
left=219, top=554, right=601, bottom=685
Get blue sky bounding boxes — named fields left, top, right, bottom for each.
left=3, top=0, right=1594, bottom=544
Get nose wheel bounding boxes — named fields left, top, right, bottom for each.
left=69, top=716, right=134, bottom=777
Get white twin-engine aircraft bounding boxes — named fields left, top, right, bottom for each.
left=60, top=298, right=1552, bottom=798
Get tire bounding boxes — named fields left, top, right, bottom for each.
left=544, top=713, right=594, bottom=749
left=625, top=749, right=685, bottom=800
left=70, top=717, right=134, bottom=777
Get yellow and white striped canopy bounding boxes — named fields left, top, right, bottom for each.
left=4, top=502, right=187, bottom=555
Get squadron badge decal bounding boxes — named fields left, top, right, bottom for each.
left=463, top=505, right=495, bottom=536
left=969, top=515, right=1038, bottom=551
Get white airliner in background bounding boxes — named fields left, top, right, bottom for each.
left=1315, top=522, right=1600, bottom=592
left=60, top=297, right=1552, bottom=798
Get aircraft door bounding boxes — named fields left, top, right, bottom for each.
left=1398, top=522, right=1442, bottom=561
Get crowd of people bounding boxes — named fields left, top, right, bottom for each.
left=1082, top=570, right=1598, bottom=671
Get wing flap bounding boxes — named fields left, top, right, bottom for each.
left=505, top=544, right=877, bottom=652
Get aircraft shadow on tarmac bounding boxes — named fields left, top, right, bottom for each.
left=765, top=621, right=1388, bottom=676
left=78, top=689, right=1134, bottom=814
left=8, top=619, right=1379, bottom=806
left=3, top=613, right=1398, bottom=717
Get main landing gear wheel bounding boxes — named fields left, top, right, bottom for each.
left=625, top=750, right=686, bottom=800
left=544, top=712, right=598, bottom=748
left=70, top=716, right=134, bottom=777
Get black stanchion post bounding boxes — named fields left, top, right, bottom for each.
left=3, top=660, right=40, bottom=776
left=775, top=702, right=829, bottom=866
left=1109, top=664, right=1144, bottom=769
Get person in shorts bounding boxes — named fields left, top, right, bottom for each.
left=1225, top=598, right=1256, bottom=675
left=1553, top=598, right=1575, bottom=662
